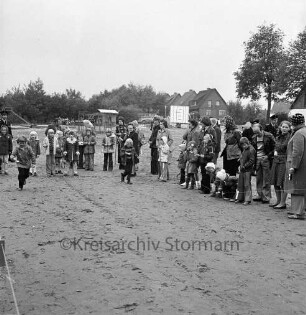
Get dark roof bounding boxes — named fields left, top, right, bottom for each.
left=291, top=83, right=306, bottom=109
left=193, top=89, right=211, bottom=101
left=175, top=90, right=197, bottom=106
left=165, top=93, right=181, bottom=106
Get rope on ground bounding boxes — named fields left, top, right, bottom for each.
left=0, top=239, right=20, bottom=315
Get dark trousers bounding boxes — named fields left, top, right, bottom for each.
left=103, top=153, right=113, bottom=171
left=237, top=171, right=252, bottom=202
left=179, top=168, right=186, bottom=184
left=77, top=145, right=84, bottom=169
left=18, top=167, right=30, bottom=189
left=122, top=159, right=133, bottom=181
left=151, top=148, right=159, bottom=175
left=200, top=162, right=211, bottom=193
left=223, top=155, right=239, bottom=176
left=186, top=173, right=196, bottom=188
left=118, top=143, right=124, bottom=169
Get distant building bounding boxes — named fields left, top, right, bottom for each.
left=291, top=84, right=306, bottom=110
left=189, top=88, right=228, bottom=119
left=272, top=100, right=292, bottom=113
left=174, top=90, right=197, bottom=107
left=165, top=93, right=181, bottom=107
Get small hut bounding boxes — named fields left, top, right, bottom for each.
left=78, top=109, right=118, bottom=133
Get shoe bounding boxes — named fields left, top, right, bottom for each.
left=253, top=198, right=262, bottom=202
left=74, top=173, right=79, bottom=176
left=269, top=203, right=279, bottom=207
left=274, top=205, right=287, bottom=209
left=243, top=201, right=251, bottom=205
left=288, top=214, right=305, bottom=220
left=262, top=200, right=269, bottom=204
left=17, top=187, right=23, bottom=191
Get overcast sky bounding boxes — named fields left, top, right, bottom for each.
left=0, top=0, right=305, bottom=105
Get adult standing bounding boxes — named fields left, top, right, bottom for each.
left=220, top=116, right=241, bottom=176
left=149, top=116, right=160, bottom=175
left=264, top=114, right=278, bottom=138
left=124, top=123, right=139, bottom=176
left=182, top=119, right=200, bottom=147
left=270, top=121, right=291, bottom=209
left=116, top=117, right=127, bottom=170
left=284, top=113, right=306, bottom=220
left=210, top=118, right=221, bottom=164
left=198, top=116, right=216, bottom=194
left=251, top=123, right=275, bottom=204
left=156, top=120, right=173, bottom=180
left=242, top=121, right=254, bottom=142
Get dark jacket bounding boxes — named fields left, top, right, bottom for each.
left=0, top=133, right=13, bottom=155
left=213, top=125, right=222, bottom=153
left=64, top=137, right=79, bottom=162
left=149, top=125, right=160, bottom=149
left=264, top=123, right=278, bottom=138
left=183, top=127, right=200, bottom=147
left=177, top=151, right=187, bottom=169
left=120, top=145, right=135, bottom=166
left=239, top=145, right=256, bottom=172
left=251, top=131, right=275, bottom=167
left=221, top=129, right=242, bottom=160
left=242, top=128, right=254, bottom=143
left=12, top=145, right=35, bottom=168
left=116, top=125, right=127, bottom=145
left=83, top=135, right=96, bottom=154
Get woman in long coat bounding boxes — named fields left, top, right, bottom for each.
left=284, top=113, right=306, bottom=220
left=220, top=116, right=241, bottom=176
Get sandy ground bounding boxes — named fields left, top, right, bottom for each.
left=1, top=126, right=306, bottom=315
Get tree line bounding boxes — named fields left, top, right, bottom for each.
left=0, top=80, right=168, bottom=124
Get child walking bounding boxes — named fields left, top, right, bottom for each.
left=120, top=138, right=135, bottom=184
left=236, top=137, right=256, bottom=205
left=102, top=128, right=116, bottom=171
left=158, top=136, right=170, bottom=182
left=0, top=125, right=13, bottom=175
left=185, top=140, right=198, bottom=189
left=28, top=131, right=40, bottom=176
left=83, top=128, right=96, bottom=171
left=55, top=130, right=66, bottom=174
left=42, top=128, right=58, bottom=177
left=177, top=142, right=187, bottom=185
left=11, top=136, right=36, bottom=190
left=64, top=131, right=80, bottom=176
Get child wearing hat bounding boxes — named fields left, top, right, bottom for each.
left=120, top=138, right=135, bottom=184
left=0, top=125, right=13, bottom=175
left=214, top=169, right=238, bottom=201
left=42, top=128, right=59, bottom=177
left=102, top=128, right=116, bottom=171
left=28, top=131, right=41, bottom=176
left=236, top=137, right=256, bottom=205
left=184, top=140, right=198, bottom=189
left=63, top=131, right=80, bottom=176
left=11, top=136, right=36, bottom=190
left=177, top=142, right=187, bottom=185
left=83, top=128, right=96, bottom=171
left=158, top=136, right=170, bottom=182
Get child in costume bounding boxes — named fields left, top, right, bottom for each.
left=184, top=140, right=198, bottom=189
left=63, top=131, right=80, bottom=176
left=158, top=136, right=170, bottom=182
left=42, top=128, right=59, bottom=177
left=0, top=125, right=13, bottom=175
left=83, top=128, right=96, bottom=171
left=236, top=137, right=256, bottom=205
left=55, top=130, right=66, bottom=174
left=120, top=138, right=135, bottom=184
left=102, top=128, right=116, bottom=171
left=177, top=142, right=187, bottom=185
left=12, top=136, right=36, bottom=190
left=28, top=131, right=40, bottom=176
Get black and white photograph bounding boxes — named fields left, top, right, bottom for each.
left=0, top=0, right=306, bottom=314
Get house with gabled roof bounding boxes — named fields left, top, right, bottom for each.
left=175, top=90, right=197, bottom=107
left=189, top=88, right=228, bottom=119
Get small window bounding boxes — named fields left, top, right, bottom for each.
left=219, top=110, right=226, bottom=116
left=216, top=101, right=220, bottom=106
left=207, top=101, right=212, bottom=107
left=206, top=110, right=211, bottom=116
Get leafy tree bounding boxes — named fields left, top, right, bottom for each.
left=227, top=100, right=244, bottom=124
left=234, top=24, right=286, bottom=120
left=285, top=27, right=306, bottom=99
